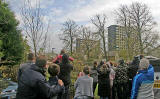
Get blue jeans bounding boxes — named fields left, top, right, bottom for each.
left=100, top=97, right=108, bottom=99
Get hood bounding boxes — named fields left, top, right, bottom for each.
left=62, top=54, right=69, bottom=64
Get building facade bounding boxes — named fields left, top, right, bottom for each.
left=108, top=25, right=140, bottom=59
left=76, top=38, right=101, bottom=59
left=108, top=25, right=126, bottom=51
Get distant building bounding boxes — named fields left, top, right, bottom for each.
left=76, top=38, right=101, bottom=59
left=108, top=25, right=140, bottom=52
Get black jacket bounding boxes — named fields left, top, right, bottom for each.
left=17, top=61, right=34, bottom=81
left=48, top=76, right=65, bottom=99
left=58, top=63, right=73, bottom=86
left=98, top=69, right=110, bottom=97
left=16, top=64, right=63, bottom=99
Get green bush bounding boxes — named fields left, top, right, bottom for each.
left=0, top=65, right=19, bottom=82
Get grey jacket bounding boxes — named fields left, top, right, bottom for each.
left=74, top=75, right=93, bottom=98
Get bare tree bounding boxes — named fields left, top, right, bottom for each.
left=91, top=14, right=108, bottom=61
left=115, top=2, right=160, bottom=56
left=78, top=26, right=98, bottom=59
left=129, top=2, right=158, bottom=54
left=60, top=19, right=78, bottom=55
left=21, top=0, right=49, bottom=56
left=115, top=5, right=139, bottom=59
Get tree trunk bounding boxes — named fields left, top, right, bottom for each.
left=125, top=27, right=132, bottom=60
left=87, top=47, right=90, bottom=59
left=69, top=28, right=73, bottom=55
left=33, top=38, right=37, bottom=57
left=138, top=28, right=143, bottom=54
left=33, top=42, right=37, bottom=57
left=71, top=37, right=73, bottom=55
left=102, top=31, right=107, bottom=61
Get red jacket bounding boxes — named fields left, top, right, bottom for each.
left=53, top=55, right=74, bottom=63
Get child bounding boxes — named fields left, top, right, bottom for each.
left=74, top=66, right=93, bottom=99
left=48, top=64, right=65, bottom=99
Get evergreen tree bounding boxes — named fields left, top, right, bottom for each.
left=0, top=0, right=25, bottom=65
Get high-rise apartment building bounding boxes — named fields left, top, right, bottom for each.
left=108, top=25, right=140, bottom=52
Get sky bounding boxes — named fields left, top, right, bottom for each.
left=6, top=0, right=160, bottom=53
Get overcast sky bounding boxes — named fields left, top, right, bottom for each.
left=7, top=0, right=160, bottom=53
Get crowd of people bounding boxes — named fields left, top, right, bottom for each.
left=16, top=50, right=155, bottom=99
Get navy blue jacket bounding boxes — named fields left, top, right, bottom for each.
left=16, top=64, right=63, bottom=99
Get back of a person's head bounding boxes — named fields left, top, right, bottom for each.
left=28, top=53, right=34, bottom=61
left=100, top=61, right=104, bottom=66
left=100, top=64, right=109, bottom=74
left=60, top=49, right=65, bottom=55
left=62, top=54, right=69, bottom=64
left=132, top=56, right=140, bottom=65
left=139, top=58, right=149, bottom=70
left=140, top=54, right=144, bottom=60
left=35, top=55, right=47, bottom=68
left=83, top=66, right=90, bottom=75
left=110, top=61, right=113, bottom=66
left=94, top=61, right=98, bottom=66
left=119, top=59, right=125, bottom=65
left=48, top=64, right=60, bottom=77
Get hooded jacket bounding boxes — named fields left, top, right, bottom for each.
left=17, top=61, right=34, bottom=81
left=131, top=65, right=154, bottom=99
left=53, top=55, right=74, bottom=64
left=16, top=64, right=63, bottom=99
left=58, top=54, right=73, bottom=86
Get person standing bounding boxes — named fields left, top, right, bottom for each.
left=16, top=56, right=64, bottom=99
left=97, top=61, right=105, bottom=73
left=90, top=61, right=98, bottom=94
left=17, top=53, right=35, bottom=83
left=98, top=64, right=110, bottom=99
left=58, top=54, right=73, bottom=99
left=74, top=66, right=93, bottom=99
left=48, top=64, right=65, bottom=99
left=131, top=58, right=154, bottom=99
left=53, top=49, right=74, bottom=64
left=114, top=59, right=129, bottom=99
left=128, top=55, right=144, bottom=97
left=107, top=61, right=115, bottom=99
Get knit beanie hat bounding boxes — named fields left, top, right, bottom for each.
left=139, top=58, right=149, bottom=70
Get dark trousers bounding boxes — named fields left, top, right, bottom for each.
left=111, top=84, right=116, bottom=99
left=128, top=80, right=133, bottom=97
left=75, top=96, right=92, bottom=99
left=116, top=83, right=128, bottom=99
left=58, top=85, right=70, bottom=99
